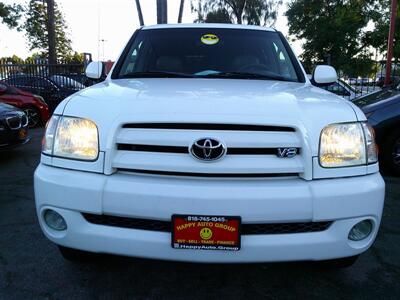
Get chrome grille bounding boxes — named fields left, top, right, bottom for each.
left=110, top=123, right=304, bottom=177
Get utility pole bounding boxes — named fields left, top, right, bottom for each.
left=157, top=0, right=168, bottom=24
left=135, top=0, right=144, bottom=26
left=99, top=39, right=107, bottom=61
left=46, top=0, right=57, bottom=65
left=385, top=0, right=398, bottom=86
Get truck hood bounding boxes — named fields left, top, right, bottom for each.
left=61, top=78, right=360, bottom=155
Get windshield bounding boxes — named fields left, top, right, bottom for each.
left=114, top=28, right=302, bottom=82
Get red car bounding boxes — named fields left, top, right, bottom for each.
left=0, top=82, right=50, bottom=127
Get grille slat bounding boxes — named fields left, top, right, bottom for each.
left=117, top=143, right=299, bottom=156
left=82, top=213, right=332, bottom=235
left=122, top=123, right=295, bottom=132
left=117, top=168, right=298, bottom=178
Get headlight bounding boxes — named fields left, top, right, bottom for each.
left=42, top=115, right=99, bottom=161
left=319, top=122, right=377, bottom=168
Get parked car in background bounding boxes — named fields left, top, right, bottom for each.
left=0, top=103, right=29, bottom=149
left=1, top=75, right=82, bottom=111
left=0, top=82, right=50, bottom=127
left=375, top=75, right=400, bottom=88
left=49, top=75, right=86, bottom=90
left=321, top=79, right=361, bottom=100
left=307, top=75, right=360, bottom=100
left=353, top=85, right=400, bottom=175
left=348, top=78, right=358, bottom=85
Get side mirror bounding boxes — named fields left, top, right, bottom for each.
left=312, top=65, right=338, bottom=85
left=85, top=61, right=103, bottom=80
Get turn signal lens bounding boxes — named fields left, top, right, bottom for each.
left=42, top=115, right=60, bottom=155
left=362, top=123, right=378, bottom=164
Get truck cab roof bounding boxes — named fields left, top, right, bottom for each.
left=141, top=23, right=276, bottom=32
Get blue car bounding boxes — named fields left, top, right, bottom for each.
left=354, top=85, right=400, bottom=175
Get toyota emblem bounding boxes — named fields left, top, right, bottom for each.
left=190, top=138, right=226, bottom=161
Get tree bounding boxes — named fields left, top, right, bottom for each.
left=63, top=52, right=85, bottom=64
left=157, top=0, right=168, bottom=24
left=46, top=0, right=57, bottom=64
left=191, top=0, right=282, bottom=26
left=285, top=0, right=380, bottom=76
left=205, top=8, right=232, bottom=23
left=365, top=0, right=400, bottom=62
left=0, top=54, right=24, bottom=64
left=23, top=0, right=72, bottom=62
left=0, top=2, right=23, bottom=29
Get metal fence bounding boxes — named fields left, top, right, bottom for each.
left=0, top=59, right=96, bottom=111
left=1, top=58, right=398, bottom=109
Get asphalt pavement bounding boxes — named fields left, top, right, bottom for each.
left=0, top=128, right=399, bottom=300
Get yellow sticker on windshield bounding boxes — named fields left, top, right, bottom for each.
left=201, top=34, right=219, bottom=45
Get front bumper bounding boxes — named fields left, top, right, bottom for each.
left=34, top=164, right=385, bottom=263
left=0, top=128, right=29, bottom=149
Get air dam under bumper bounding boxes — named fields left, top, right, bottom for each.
left=34, top=164, right=385, bottom=263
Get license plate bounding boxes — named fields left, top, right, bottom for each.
left=18, top=129, right=27, bottom=139
left=172, top=215, right=241, bottom=251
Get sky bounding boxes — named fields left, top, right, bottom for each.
left=0, top=0, right=301, bottom=61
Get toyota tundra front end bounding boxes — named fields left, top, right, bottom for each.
left=34, top=24, right=385, bottom=266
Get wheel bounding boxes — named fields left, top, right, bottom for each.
left=58, top=246, right=97, bottom=262
left=23, top=107, right=41, bottom=128
left=317, top=255, right=359, bottom=268
left=381, top=129, right=400, bottom=176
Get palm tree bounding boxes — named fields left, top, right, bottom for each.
left=134, top=0, right=144, bottom=26
left=157, top=0, right=168, bottom=24
left=178, top=0, right=185, bottom=23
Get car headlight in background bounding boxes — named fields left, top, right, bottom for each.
left=319, top=122, right=378, bottom=168
left=42, top=115, right=99, bottom=161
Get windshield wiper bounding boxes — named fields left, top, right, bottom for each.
left=199, top=71, right=292, bottom=82
left=120, top=71, right=194, bottom=79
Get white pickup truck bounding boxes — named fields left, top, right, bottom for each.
left=34, top=24, right=385, bottom=267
